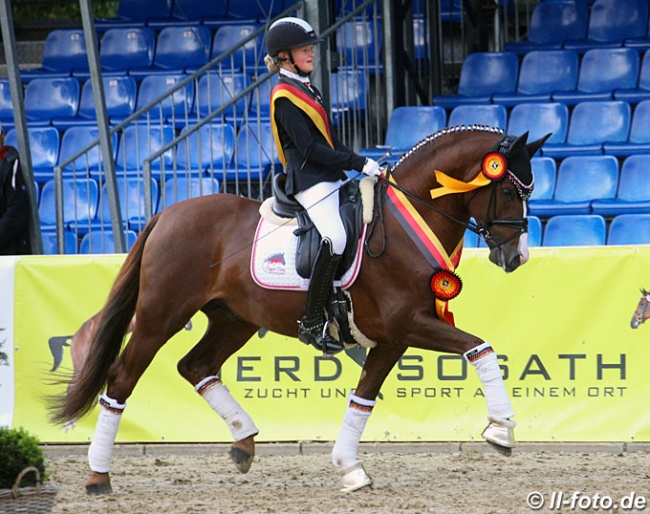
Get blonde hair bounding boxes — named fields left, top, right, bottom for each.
left=264, top=54, right=282, bottom=74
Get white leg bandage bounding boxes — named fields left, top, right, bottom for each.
left=464, top=342, right=514, bottom=421
left=88, top=393, right=125, bottom=473
left=332, top=393, right=376, bottom=469
left=195, top=376, right=259, bottom=441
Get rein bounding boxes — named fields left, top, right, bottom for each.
left=366, top=166, right=528, bottom=258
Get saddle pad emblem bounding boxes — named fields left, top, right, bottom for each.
left=250, top=217, right=364, bottom=291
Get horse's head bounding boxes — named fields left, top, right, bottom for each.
left=466, top=131, right=550, bottom=272
left=631, top=288, right=650, bottom=329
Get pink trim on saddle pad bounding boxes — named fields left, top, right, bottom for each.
left=250, top=217, right=365, bottom=291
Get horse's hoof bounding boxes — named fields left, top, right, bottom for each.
left=482, top=416, right=516, bottom=455
left=486, top=440, right=513, bottom=456
left=340, top=463, right=373, bottom=493
left=85, top=472, right=112, bottom=495
left=229, top=446, right=254, bottom=474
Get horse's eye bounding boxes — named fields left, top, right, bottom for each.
left=502, top=187, right=516, bottom=199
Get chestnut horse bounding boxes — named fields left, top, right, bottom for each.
left=51, top=127, right=548, bottom=495
left=631, top=289, right=650, bottom=328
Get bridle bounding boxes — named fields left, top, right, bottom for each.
left=366, top=135, right=532, bottom=256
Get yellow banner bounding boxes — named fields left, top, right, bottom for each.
left=11, top=247, right=650, bottom=443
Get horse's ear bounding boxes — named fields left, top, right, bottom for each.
left=526, top=133, right=552, bottom=158
left=642, top=288, right=649, bottom=296
left=506, top=132, right=529, bottom=156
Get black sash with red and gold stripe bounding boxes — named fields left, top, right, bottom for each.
left=270, top=81, right=334, bottom=166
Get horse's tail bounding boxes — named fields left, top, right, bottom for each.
left=49, top=215, right=161, bottom=425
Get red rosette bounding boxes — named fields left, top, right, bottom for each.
left=482, top=152, right=507, bottom=181
left=430, top=269, right=462, bottom=300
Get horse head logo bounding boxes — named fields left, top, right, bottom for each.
left=262, top=252, right=286, bottom=274
left=631, top=288, right=650, bottom=329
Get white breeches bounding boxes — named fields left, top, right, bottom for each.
left=294, top=180, right=347, bottom=255
left=464, top=342, right=514, bottom=420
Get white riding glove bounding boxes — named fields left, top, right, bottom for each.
left=362, top=158, right=382, bottom=177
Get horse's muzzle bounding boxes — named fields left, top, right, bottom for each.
left=488, top=233, right=529, bottom=273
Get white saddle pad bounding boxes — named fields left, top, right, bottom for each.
left=250, top=217, right=365, bottom=291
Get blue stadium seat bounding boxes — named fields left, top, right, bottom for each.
left=564, top=0, right=648, bottom=52
left=134, top=74, right=195, bottom=124
left=159, top=176, right=220, bottom=210
left=433, top=52, right=519, bottom=108
left=336, top=20, right=382, bottom=70
left=529, top=155, right=619, bottom=216
left=249, top=75, right=278, bottom=119
left=447, top=103, right=507, bottom=128
left=147, top=0, right=228, bottom=27
left=604, top=99, right=650, bottom=155
left=93, top=177, right=159, bottom=232
left=464, top=226, right=479, bottom=247
left=24, top=77, right=80, bottom=128
left=223, top=121, right=278, bottom=180
left=493, top=50, right=579, bottom=106
left=58, top=126, right=118, bottom=178
left=331, top=70, right=367, bottom=125
left=527, top=215, right=543, bottom=246
left=129, top=25, right=212, bottom=77
left=5, top=127, right=60, bottom=183
left=614, top=49, right=650, bottom=103
left=542, top=101, right=631, bottom=158
left=21, top=29, right=89, bottom=81
left=359, top=106, right=447, bottom=161
left=504, top=0, right=587, bottom=54
left=607, top=213, right=650, bottom=245
left=175, top=123, right=236, bottom=173
left=552, top=47, right=639, bottom=105
left=592, top=155, right=650, bottom=214
left=624, top=14, right=650, bottom=50
left=54, top=76, right=137, bottom=128
left=95, top=0, right=173, bottom=31
left=543, top=214, right=607, bottom=246
left=0, top=79, right=14, bottom=130
left=194, top=72, right=250, bottom=119
left=207, top=24, right=263, bottom=73
left=42, top=230, right=78, bottom=255
left=225, top=0, right=284, bottom=20
left=529, top=157, right=557, bottom=202
left=79, top=229, right=138, bottom=254
left=115, top=124, right=175, bottom=176
left=93, top=27, right=155, bottom=77
left=38, top=178, right=99, bottom=233
left=506, top=102, right=569, bottom=145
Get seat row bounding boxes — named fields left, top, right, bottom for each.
left=434, top=47, right=650, bottom=109
left=39, top=174, right=221, bottom=254
left=505, top=0, right=650, bottom=55
left=465, top=214, right=650, bottom=247
left=7, top=121, right=279, bottom=184
left=360, top=99, right=650, bottom=161
left=529, top=154, right=650, bottom=217
left=0, top=68, right=367, bottom=132
left=94, top=0, right=284, bottom=32
left=21, top=18, right=381, bottom=84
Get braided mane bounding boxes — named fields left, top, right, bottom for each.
left=393, top=125, right=505, bottom=169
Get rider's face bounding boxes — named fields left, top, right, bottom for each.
left=282, top=45, right=315, bottom=74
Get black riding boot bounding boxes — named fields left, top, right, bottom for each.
left=298, top=238, right=344, bottom=355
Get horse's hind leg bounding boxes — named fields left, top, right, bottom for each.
left=177, top=305, right=260, bottom=474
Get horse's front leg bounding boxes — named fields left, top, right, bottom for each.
left=408, top=317, right=516, bottom=455
left=332, top=345, right=406, bottom=492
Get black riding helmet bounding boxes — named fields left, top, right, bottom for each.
left=266, top=17, right=324, bottom=58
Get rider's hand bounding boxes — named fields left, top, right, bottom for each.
left=362, top=158, right=382, bottom=177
